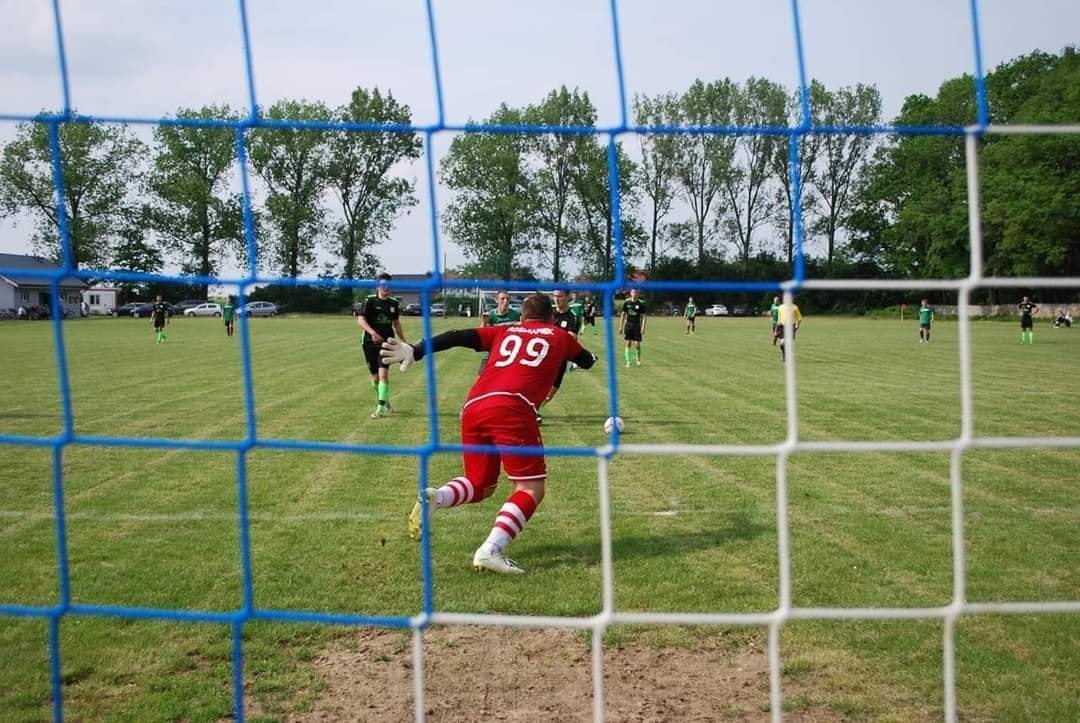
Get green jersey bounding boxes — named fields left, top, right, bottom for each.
left=918, top=305, right=933, bottom=325
left=569, top=299, right=585, bottom=321
left=487, top=307, right=521, bottom=326
left=621, top=298, right=646, bottom=327
left=770, top=303, right=781, bottom=323
left=223, top=303, right=235, bottom=322
left=152, top=301, right=170, bottom=324
left=685, top=302, right=697, bottom=319
left=359, top=294, right=401, bottom=344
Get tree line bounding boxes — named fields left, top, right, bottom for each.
left=1, top=48, right=1076, bottom=310
left=0, top=88, right=421, bottom=299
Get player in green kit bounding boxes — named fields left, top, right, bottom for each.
left=684, top=296, right=697, bottom=334
left=151, top=294, right=170, bottom=344
left=1018, top=296, right=1040, bottom=344
left=917, top=298, right=934, bottom=343
left=357, top=273, right=406, bottom=418
left=583, top=294, right=598, bottom=334
left=223, top=295, right=236, bottom=339
left=478, top=290, right=520, bottom=374
left=619, top=288, right=647, bottom=367
left=769, top=295, right=781, bottom=345
left=569, top=291, right=585, bottom=330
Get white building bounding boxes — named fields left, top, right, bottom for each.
left=0, top=253, right=87, bottom=317
left=82, top=286, right=119, bottom=315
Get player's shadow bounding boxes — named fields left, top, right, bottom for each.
left=524, top=510, right=767, bottom=571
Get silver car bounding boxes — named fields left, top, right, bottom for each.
left=239, top=301, right=279, bottom=317
left=184, top=303, right=223, bottom=317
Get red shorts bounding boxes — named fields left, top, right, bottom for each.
left=461, top=396, right=546, bottom=491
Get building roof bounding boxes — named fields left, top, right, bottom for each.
left=0, top=253, right=88, bottom=289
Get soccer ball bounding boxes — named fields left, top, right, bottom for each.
left=603, top=416, right=624, bottom=434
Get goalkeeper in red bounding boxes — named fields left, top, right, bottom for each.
left=381, top=294, right=597, bottom=575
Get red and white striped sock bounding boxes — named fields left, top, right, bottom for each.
left=434, top=477, right=475, bottom=508
left=480, top=490, right=538, bottom=554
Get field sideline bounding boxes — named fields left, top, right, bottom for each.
left=1, top=313, right=1078, bottom=721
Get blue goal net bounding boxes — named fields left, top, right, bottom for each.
left=1, top=1, right=1078, bottom=721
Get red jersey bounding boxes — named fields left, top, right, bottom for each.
left=466, top=321, right=585, bottom=411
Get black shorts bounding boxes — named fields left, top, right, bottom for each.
left=623, top=325, right=642, bottom=342
left=584, top=315, right=596, bottom=326
left=363, top=342, right=389, bottom=374
left=776, top=324, right=798, bottom=340
left=919, top=322, right=931, bottom=329
left=153, top=318, right=166, bottom=330
left=225, top=318, right=234, bottom=327
left=1021, top=317, right=1033, bottom=330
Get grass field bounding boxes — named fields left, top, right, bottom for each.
left=1, top=312, right=1078, bottom=721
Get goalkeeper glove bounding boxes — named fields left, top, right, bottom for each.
left=380, top=338, right=416, bottom=371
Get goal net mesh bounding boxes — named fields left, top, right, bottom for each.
left=0, top=1, right=1078, bottom=721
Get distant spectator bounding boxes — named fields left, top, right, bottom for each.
left=80, top=300, right=89, bottom=317
left=1054, top=308, right=1072, bottom=328
left=17, top=305, right=27, bottom=320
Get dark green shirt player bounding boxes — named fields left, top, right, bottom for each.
left=619, top=289, right=647, bottom=367
left=152, top=295, right=170, bottom=344
left=357, top=273, right=406, bottom=418
left=1018, top=296, right=1040, bottom=344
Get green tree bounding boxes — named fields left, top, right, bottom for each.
left=673, top=79, right=738, bottom=265
left=570, top=139, right=645, bottom=279
left=248, top=100, right=331, bottom=277
left=808, top=82, right=882, bottom=269
left=110, top=206, right=163, bottom=299
left=633, top=91, right=681, bottom=270
left=848, top=49, right=1080, bottom=284
left=769, top=83, right=822, bottom=266
left=441, top=105, right=536, bottom=281
left=524, top=87, right=595, bottom=281
left=981, top=48, right=1080, bottom=277
left=848, top=77, right=975, bottom=278
left=327, top=87, right=422, bottom=281
left=0, top=119, right=145, bottom=269
left=720, top=77, right=788, bottom=263
left=147, top=105, right=246, bottom=296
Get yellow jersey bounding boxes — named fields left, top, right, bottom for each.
left=778, top=304, right=802, bottom=325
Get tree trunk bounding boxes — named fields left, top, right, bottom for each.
left=826, top=214, right=838, bottom=271
left=696, top=219, right=706, bottom=267
left=553, top=229, right=561, bottom=282
left=786, top=215, right=794, bottom=266
left=650, top=212, right=659, bottom=270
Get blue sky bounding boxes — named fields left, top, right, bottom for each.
left=1, top=0, right=1077, bottom=277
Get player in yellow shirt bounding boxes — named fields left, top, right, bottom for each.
left=775, top=299, right=802, bottom=362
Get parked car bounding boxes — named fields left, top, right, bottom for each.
left=184, top=303, right=223, bottom=317
left=238, top=301, right=279, bottom=317
left=172, top=299, right=206, bottom=315
left=112, top=302, right=142, bottom=317
left=704, top=304, right=729, bottom=317
left=403, top=303, right=422, bottom=316
left=131, top=302, right=175, bottom=318
left=130, top=303, right=155, bottom=318
left=430, top=303, right=446, bottom=317
left=730, top=306, right=755, bottom=317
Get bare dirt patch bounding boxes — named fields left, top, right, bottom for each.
left=280, top=627, right=841, bottom=722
